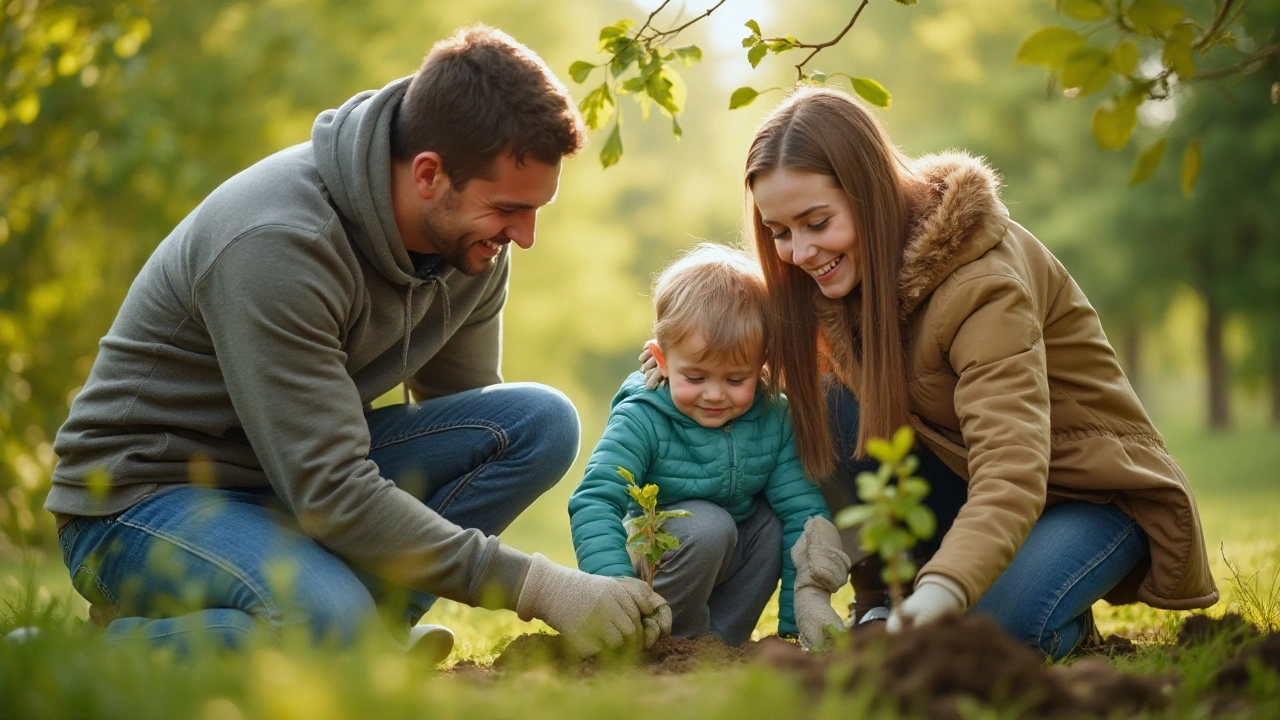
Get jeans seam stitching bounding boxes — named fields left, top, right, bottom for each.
left=369, top=419, right=506, bottom=452
left=114, top=517, right=280, bottom=619
left=434, top=424, right=510, bottom=514
left=1034, top=521, right=1136, bottom=649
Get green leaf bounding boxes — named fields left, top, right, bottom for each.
left=806, top=70, right=827, bottom=85
left=729, top=85, right=760, bottom=109
left=1163, top=23, right=1196, bottom=79
left=1128, top=137, right=1167, bottom=187
left=895, top=0, right=918, bottom=5
left=579, top=83, right=615, bottom=130
left=1091, top=95, right=1139, bottom=151
left=747, top=42, right=768, bottom=69
left=568, top=61, right=595, bottom=84
left=865, top=437, right=894, bottom=463
left=1062, top=0, right=1109, bottom=21
left=656, top=532, right=681, bottom=551
left=642, top=484, right=659, bottom=500
left=905, top=505, right=937, bottom=540
left=896, top=556, right=918, bottom=584
left=835, top=504, right=877, bottom=530
left=745, top=19, right=762, bottom=36
left=619, top=76, right=647, bottom=95
left=671, top=44, right=702, bottom=66
left=1061, top=46, right=1112, bottom=95
left=1015, top=26, right=1086, bottom=69
left=647, top=65, right=687, bottom=117
left=1113, top=40, right=1139, bottom=76
left=891, top=426, right=914, bottom=460
left=899, top=478, right=930, bottom=502
left=766, top=39, right=793, bottom=54
left=611, top=44, right=642, bottom=77
left=1181, top=137, right=1201, bottom=198
left=597, top=21, right=634, bottom=52
left=861, top=517, right=888, bottom=552
left=655, top=509, right=693, bottom=521
left=856, top=470, right=884, bottom=501
left=600, top=122, right=624, bottom=169
left=672, top=116, right=682, bottom=139
left=1127, top=0, right=1184, bottom=36
left=850, top=77, right=892, bottom=108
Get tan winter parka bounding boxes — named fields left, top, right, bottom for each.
left=817, top=152, right=1217, bottom=611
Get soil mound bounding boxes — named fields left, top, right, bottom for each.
left=1215, top=632, right=1280, bottom=691
left=1177, top=613, right=1260, bottom=647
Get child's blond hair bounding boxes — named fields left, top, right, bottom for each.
left=652, top=243, right=771, bottom=374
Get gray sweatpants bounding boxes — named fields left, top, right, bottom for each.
left=633, top=499, right=783, bottom=646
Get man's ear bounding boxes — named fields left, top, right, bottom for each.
left=411, top=152, right=450, bottom=199
left=645, top=340, right=669, bottom=377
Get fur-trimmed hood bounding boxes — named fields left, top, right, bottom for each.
left=898, top=151, right=1008, bottom=318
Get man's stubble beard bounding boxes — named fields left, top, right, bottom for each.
left=416, top=191, right=493, bottom=277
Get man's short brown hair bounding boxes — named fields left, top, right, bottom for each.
left=392, top=25, right=586, bottom=188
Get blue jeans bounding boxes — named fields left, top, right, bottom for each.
left=827, top=384, right=1148, bottom=659
left=57, top=382, right=579, bottom=651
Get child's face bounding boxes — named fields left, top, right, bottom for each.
left=661, top=332, right=762, bottom=429
left=752, top=167, right=862, bottom=300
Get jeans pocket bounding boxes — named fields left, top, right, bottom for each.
left=57, top=518, right=83, bottom=569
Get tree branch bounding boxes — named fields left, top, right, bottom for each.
left=760, top=0, right=870, bottom=81
left=1190, top=45, right=1280, bottom=81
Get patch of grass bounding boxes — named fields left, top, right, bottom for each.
left=4, top=424, right=1279, bottom=719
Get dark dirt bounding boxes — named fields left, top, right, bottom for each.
left=475, top=613, right=1276, bottom=719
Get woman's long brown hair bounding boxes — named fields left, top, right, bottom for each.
left=745, top=86, right=915, bottom=480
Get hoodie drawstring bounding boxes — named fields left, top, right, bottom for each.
left=399, top=278, right=452, bottom=404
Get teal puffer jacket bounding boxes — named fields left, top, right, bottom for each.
left=569, top=371, right=829, bottom=636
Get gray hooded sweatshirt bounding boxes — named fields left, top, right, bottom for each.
left=48, top=77, right=533, bottom=610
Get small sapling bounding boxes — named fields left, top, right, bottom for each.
left=834, top=426, right=936, bottom=610
left=619, top=466, right=692, bottom=588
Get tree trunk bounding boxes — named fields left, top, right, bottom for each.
left=1121, top=323, right=1143, bottom=402
left=1205, top=295, right=1230, bottom=430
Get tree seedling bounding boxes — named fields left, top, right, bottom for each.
left=834, top=426, right=936, bottom=610
left=619, top=466, right=691, bottom=588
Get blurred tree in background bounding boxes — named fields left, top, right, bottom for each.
left=1, top=0, right=1276, bottom=554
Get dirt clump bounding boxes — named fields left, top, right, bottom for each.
left=1177, top=613, right=1259, bottom=647
left=1214, top=632, right=1280, bottom=691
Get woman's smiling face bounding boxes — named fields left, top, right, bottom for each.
left=753, top=167, right=862, bottom=299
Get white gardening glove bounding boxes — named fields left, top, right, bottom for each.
left=885, top=575, right=966, bottom=633
left=791, top=516, right=850, bottom=650
left=515, top=553, right=672, bottom=657
left=639, top=341, right=666, bottom=390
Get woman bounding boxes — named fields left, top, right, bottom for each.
left=744, top=86, right=1216, bottom=659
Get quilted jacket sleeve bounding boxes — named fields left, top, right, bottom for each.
left=568, top=404, right=655, bottom=578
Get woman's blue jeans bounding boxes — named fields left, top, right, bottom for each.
left=827, top=384, right=1148, bottom=659
left=57, top=382, right=580, bottom=651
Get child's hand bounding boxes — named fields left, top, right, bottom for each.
left=639, top=340, right=666, bottom=390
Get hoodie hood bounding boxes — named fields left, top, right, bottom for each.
left=312, top=76, right=421, bottom=286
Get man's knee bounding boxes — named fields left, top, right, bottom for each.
left=508, top=382, right=581, bottom=478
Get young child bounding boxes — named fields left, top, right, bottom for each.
left=569, top=243, right=848, bottom=647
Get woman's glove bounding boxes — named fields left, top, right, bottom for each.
left=885, top=575, right=966, bottom=632
left=791, top=516, right=851, bottom=650
left=516, top=553, right=672, bottom=657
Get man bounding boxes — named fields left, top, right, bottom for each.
left=46, top=25, right=669, bottom=660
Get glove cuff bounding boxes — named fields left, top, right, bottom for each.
left=916, top=574, right=969, bottom=612
left=515, top=553, right=564, bottom=621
